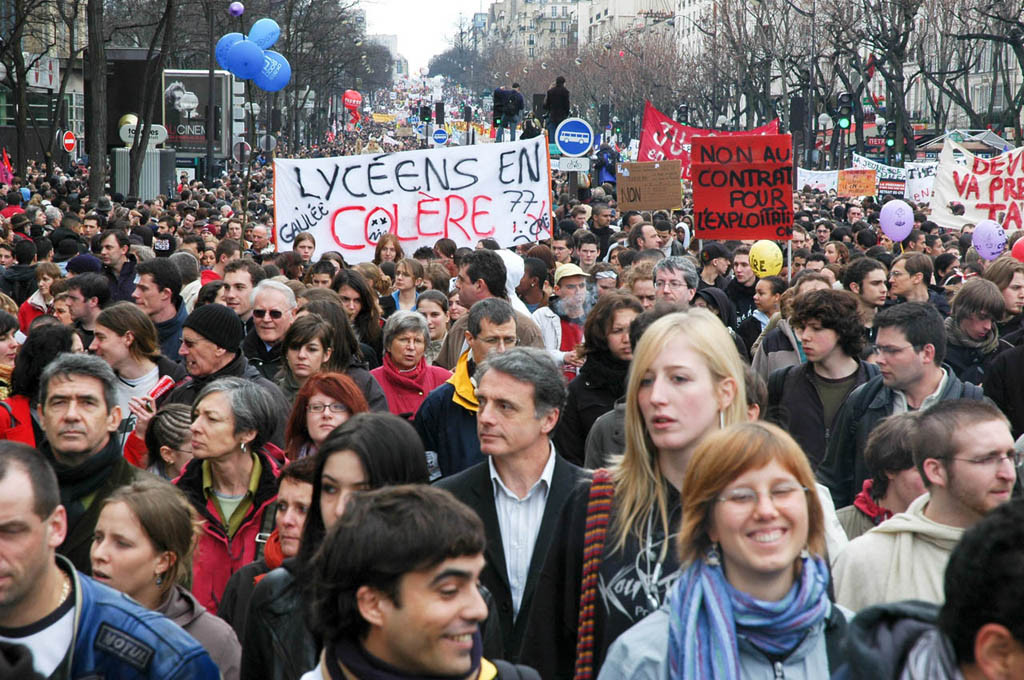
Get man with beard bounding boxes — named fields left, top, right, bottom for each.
left=833, top=399, right=1016, bottom=611
left=532, top=263, right=588, bottom=380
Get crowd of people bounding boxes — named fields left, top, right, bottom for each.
left=0, top=152, right=1022, bottom=680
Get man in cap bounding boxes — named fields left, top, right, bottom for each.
left=699, top=242, right=732, bottom=290
left=532, top=263, right=589, bottom=378
left=162, top=303, right=290, bottom=449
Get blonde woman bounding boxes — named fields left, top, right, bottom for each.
left=526, top=309, right=748, bottom=680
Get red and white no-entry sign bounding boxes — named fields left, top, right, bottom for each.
left=62, top=131, right=76, bottom=153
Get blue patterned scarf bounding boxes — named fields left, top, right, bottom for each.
left=667, top=555, right=830, bottom=679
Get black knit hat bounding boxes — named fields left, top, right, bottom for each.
left=183, top=303, right=243, bottom=352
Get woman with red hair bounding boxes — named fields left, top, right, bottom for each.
left=284, top=372, right=369, bottom=460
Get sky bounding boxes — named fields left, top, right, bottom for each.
left=364, top=0, right=486, bottom=75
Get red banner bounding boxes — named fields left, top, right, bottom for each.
left=691, top=134, right=794, bottom=240
left=637, top=101, right=779, bottom=180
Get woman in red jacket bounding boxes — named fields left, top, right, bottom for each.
left=370, top=311, right=451, bottom=421
left=175, top=376, right=280, bottom=613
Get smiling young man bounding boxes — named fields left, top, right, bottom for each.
left=223, top=258, right=267, bottom=335
left=818, top=302, right=985, bottom=508
left=302, top=485, right=540, bottom=680
left=833, top=400, right=1016, bottom=611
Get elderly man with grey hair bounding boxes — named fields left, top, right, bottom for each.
left=437, top=347, right=589, bottom=665
left=37, top=353, right=154, bottom=573
left=653, top=255, right=699, bottom=308
left=242, top=279, right=297, bottom=380
left=370, top=310, right=453, bottom=420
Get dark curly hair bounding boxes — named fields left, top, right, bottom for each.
left=789, top=288, right=865, bottom=358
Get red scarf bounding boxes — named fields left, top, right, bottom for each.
left=253, top=528, right=285, bottom=585
left=852, top=479, right=893, bottom=525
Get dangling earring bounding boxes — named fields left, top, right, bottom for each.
left=719, top=410, right=725, bottom=429
left=800, top=547, right=810, bottom=560
left=705, top=542, right=721, bottom=567
left=155, top=573, right=165, bottom=586
left=240, top=441, right=246, bottom=455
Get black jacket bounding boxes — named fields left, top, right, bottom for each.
left=0, top=263, right=36, bottom=306
left=240, top=560, right=317, bottom=680
left=817, top=368, right=984, bottom=508
left=543, top=84, right=570, bottom=124
left=436, top=457, right=591, bottom=671
left=985, top=343, right=1024, bottom=439
left=217, top=557, right=271, bottom=639
left=766, top=360, right=879, bottom=470
left=553, top=358, right=626, bottom=467
left=944, top=336, right=1011, bottom=385
left=241, top=329, right=282, bottom=381
left=726, top=278, right=757, bottom=325
left=831, top=601, right=939, bottom=680
left=161, top=352, right=291, bottom=448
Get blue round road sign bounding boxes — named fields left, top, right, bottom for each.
left=432, top=128, right=449, bottom=145
left=554, top=117, right=594, bottom=157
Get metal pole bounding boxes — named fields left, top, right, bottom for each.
left=205, top=6, right=216, bottom=184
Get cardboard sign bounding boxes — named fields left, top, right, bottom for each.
left=691, top=134, right=794, bottom=240
left=637, top=101, right=779, bottom=180
left=837, top=169, right=877, bottom=197
left=930, top=139, right=1024, bottom=230
left=273, top=136, right=552, bottom=263
left=615, top=160, right=683, bottom=210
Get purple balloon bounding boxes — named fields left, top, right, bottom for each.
left=972, top=219, right=1007, bottom=261
left=229, top=1, right=244, bottom=16
left=879, top=199, right=913, bottom=243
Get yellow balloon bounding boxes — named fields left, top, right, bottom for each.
left=118, top=113, right=139, bottom=130
left=749, top=240, right=783, bottom=277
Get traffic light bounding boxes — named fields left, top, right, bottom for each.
left=612, top=117, right=622, bottom=136
left=463, top=105, right=472, bottom=123
left=676, top=104, right=689, bottom=124
left=419, top=105, right=431, bottom=122
left=885, top=121, right=897, bottom=147
left=435, top=102, right=445, bottom=126
left=599, top=103, right=610, bottom=128
left=836, top=92, right=852, bottom=130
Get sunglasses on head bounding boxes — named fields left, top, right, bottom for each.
left=253, top=308, right=284, bottom=319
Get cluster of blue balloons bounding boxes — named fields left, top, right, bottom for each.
left=216, top=18, right=291, bottom=92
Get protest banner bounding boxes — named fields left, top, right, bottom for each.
left=796, top=168, right=838, bottom=193
left=637, top=101, right=779, bottom=180
left=930, top=139, right=1024, bottom=231
left=616, top=160, right=683, bottom=210
left=691, top=133, right=794, bottom=240
left=906, top=161, right=937, bottom=204
left=273, top=136, right=552, bottom=262
left=852, top=153, right=905, bottom=181
left=837, top=169, right=877, bottom=197
left=878, top=178, right=907, bottom=197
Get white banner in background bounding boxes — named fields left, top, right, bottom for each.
left=274, top=137, right=553, bottom=262
left=797, top=168, right=838, bottom=193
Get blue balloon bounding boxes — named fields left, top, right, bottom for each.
left=248, top=17, right=281, bottom=50
left=226, top=39, right=264, bottom=80
left=215, top=32, right=243, bottom=70
left=254, top=50, right=291, bottom=92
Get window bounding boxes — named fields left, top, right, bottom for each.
left=551, top=5, right=557, bottom=16
left=529, top=47, right=535, bottom=56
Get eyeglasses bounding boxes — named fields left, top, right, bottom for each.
left=306, top=402, right=349, bottom=414
left=253, top=308, right=284, bottom=320
left=873, top=344, right=918, bottom=357
left=477, top=335, right=518, bottom=348
left=717, top=483, right=809, bottom=507
left=655, top=279, right=688, bottom=290
left=950, top=452, right=1023, bottom=468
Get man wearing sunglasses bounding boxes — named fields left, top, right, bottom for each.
left=164, top=302, right=291, bottom=449
left=833, top=399, right=1016, bottom=611
left=242, top=280, right=297, bottom=380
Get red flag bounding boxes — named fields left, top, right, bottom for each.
left=2, top=148, right=11, bottom=173
left=637, top=101, right=779, bottom=180
left=0, top=149, right=12, bottom=186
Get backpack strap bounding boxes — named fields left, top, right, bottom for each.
left=573, top=468, right=615, bottom=680
left=253, top=499, right=278, bottom=560
left=0, top=400, right=17, bottom=430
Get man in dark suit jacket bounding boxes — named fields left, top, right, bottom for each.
left=437, top=348, right=589, bottom=667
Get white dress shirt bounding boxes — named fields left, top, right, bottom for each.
left=489, top=443, right=557, bottom=619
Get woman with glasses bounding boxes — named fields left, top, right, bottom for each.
left=599, top=422, right=846, bottom=679
left=283, top=372, right=369, bottom=460
left=369, top=311, right=451, bottom=421
left=241, top=413, right=429, bottom=680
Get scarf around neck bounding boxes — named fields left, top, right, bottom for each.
left=667, top=555, right=831, bottom=680
left=326, top=632, right=482, bottom=680
left=578, top=350, right=630, bottom=395
left=944, top=315, right=999, bottom=354
left=41, top=436, right=121, bottom=527
left=253, top=528, right=285, bottom=586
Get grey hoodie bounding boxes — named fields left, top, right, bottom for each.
left=156, top=584, right=242, bottom=680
